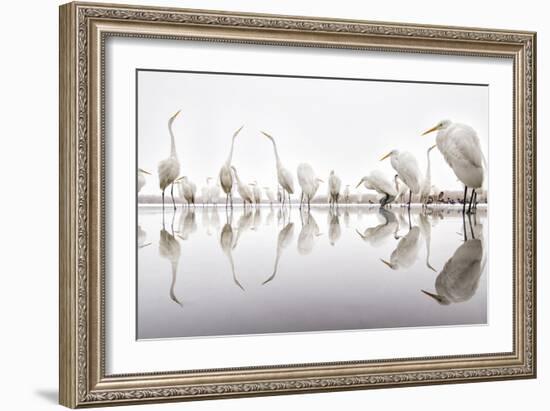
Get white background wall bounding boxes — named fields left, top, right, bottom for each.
left=0, top=0, right=545, bottom=410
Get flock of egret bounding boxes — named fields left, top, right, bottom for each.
left=138, top=111, right=487, bottom=217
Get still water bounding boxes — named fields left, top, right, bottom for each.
left=137, top=205, right=487, bottom=340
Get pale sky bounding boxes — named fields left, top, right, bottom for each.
left=137, top=70, right=488, bottom=197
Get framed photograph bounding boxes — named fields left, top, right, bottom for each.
left=59, top=2, right=537, bottom=408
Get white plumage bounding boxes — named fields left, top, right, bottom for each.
left=231, top=166, right=254, bottom=207
left=176, top=176, right=196, bottom=206
left=219, top=125, right=244, bottom=208
left=420, top=145, right=437, bottom=206
left=297, top=163, right=322, bottom=209
left=356, top=170, right=397, bottom=207
left=263, top=187, right=277, bottom=205
left=380, top=226, right=421, bottom=270
left=157, top=110, right=182, bottom=209
left=251, top=182, right=262, bottom=205
left=328, top=170, right=341, bottom=208
left=380, top=149, right=422, bottom=207
left=261, top=131, right=294, bottom=205
left=137, top=168, right=151, bottom=193
left=159, top=227, right=182, bottom=306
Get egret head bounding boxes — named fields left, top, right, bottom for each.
left=428, top=144, right=437, bottom=152
left=260, top=131, right=273, bottom=140
left=233, top=125, right=244, bottom=138
left=169, top=110, right=181, bottom=125
left=380, top=150, right=397, bottom=161
left=175, top=176, right=187, bottom=184
left=138, top=168, right=151, bottom=175
left=421, top=289, right=450, bottom=305
left=380, top=258, right=395, bottom=270
left=356, top=177, right=367, bottom=188
left=422, top=119, right=451, bottom=136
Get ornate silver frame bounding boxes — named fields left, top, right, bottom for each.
left=59, top=1, right=536, bottom=408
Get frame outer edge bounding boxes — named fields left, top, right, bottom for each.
left=59, top=2, right=78, bottom=409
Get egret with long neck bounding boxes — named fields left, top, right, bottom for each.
left=219, top=125, right=244, bottom=209
left=261, top=131, right=294, bottom=206
left=157, top=110, right=181, bottom=211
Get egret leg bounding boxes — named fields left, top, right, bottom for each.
left=408, top=190, right=412, bottom=209
left=230, top=193, right=233, bottom=209
left=170, top=184, right=176, bottom=210
left=462, top=213, right=467, bottom=242
left=161, top=190, right=165, bottom=212
left=468, top=188, right=476, bottom=214
left=462, top=186, right=468, bottom=214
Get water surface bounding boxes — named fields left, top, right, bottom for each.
left=137, top=205, right=487, bottom=340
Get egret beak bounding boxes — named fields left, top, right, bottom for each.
left=421, top=289, right=444, bottom=303
left=379, top=152, right=392, bottom=161
left=233, top=125, right=244, bottom=137
left=356, top=178, right=365, bottom=189
left=175, top=176, right=186, bottom=183
left=138, top=168, right=151, bottom=175
left=380, top=258, right=394, bottom=269
left=260, top=131, right=273, bottom=139
left=421, top=124, right=440, bottom=136
left=427, top=262, right=437, bottom=272
left=172, top=109, right=181, bottom=119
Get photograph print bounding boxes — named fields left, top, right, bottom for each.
left=136, top=69, right=488, bottom=340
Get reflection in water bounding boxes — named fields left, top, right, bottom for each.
left=158, top=214, right=182, bottom=307
left=380, top=225, right=421, bottom=270
left=263, top=222, right=295, bottom=285
left=219, top=215, right=245, bottom=291
left=138, top=206, right=488, bottom=339
left=356, top=208, right=398, bottom=246
left=418, top=214, right=437, bottom=272
left=328, top=210, right=341, bottom=246
left=422, top=216, right=484, bottom=305
left=137, top=225, right=151, bottom=249
left=297, top=211, right=322, bottom=255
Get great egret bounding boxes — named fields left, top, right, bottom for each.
left=421, top=219, right=484, bottom=304
left=137, top=168, right=151, bottom=193
left=175, top=176, right=196, bottom=207
left=356, top=170, right=397, bottom=207
left=157, top=110, right=182, bottom=210
left=263, top=187, right=277, bottom=206
left=177, top=208, right=197, bottom=240
left=263, top=222, right=295, bottom=285
left=356, top=208, right=399, bottom=246
left=209, top=181, right=221, bottom=205
left=219, top=125, right=244, bottom=209
left=233, top=209, right=254, bottom=249
left=380, top=150, right=422, bottom=209
left=297, top=163, right=323, bottom=210
left=201, top=177, right=213, bottom=206
left=422, top=120, right=486, bottom=213
left=328, top=170, right=342, bottom=209
left=231, top=166, right=254, bottom=208
left=159, top=226, right=182, bottom=306
left=251, top=182, right=262, bottom=206
left=420, top=145, right=437, bottom=208
left=219, top=220, right=244, bottom=291
left=261, top=131, right=294, bottom=205
left=380, top=226, right=421, bottom=270
left=343, top=185, right=351, bottom=204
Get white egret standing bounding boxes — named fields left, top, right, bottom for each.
left=251, top=181, right=262, bottom=206
left=420, top=144, right=437, bottom=208
left=394, top=175, right=408, bottom=204
left=137, top=168, right=151, bottom=193
left=422, top=120, right=486, bottom=213
left=263, top=187, right=277, bottom=206
left=328, top=170, right=341, bottom=209
left=231, top=166, right=254, bottom=208
left=157, top=110, right=181, bottom=210
left=343, top=185, right=351, bottom=204
left=380, top=150, right=422, bottom=209
left=297, top=163, right=323, bottom=210
left=219, top=125, right=244, bottom=209
left=175, top=176, right=196, bottom=207
left=356, top=170, right=397, bottom=208
left=261, top=131, right=294, bottom=206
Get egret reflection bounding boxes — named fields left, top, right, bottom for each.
left=421, top=215, right=484, bottom=304
left=138, top=206, right=488, bottom=339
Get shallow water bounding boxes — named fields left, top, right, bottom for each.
left=137, top=204, right=487, bottom=340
